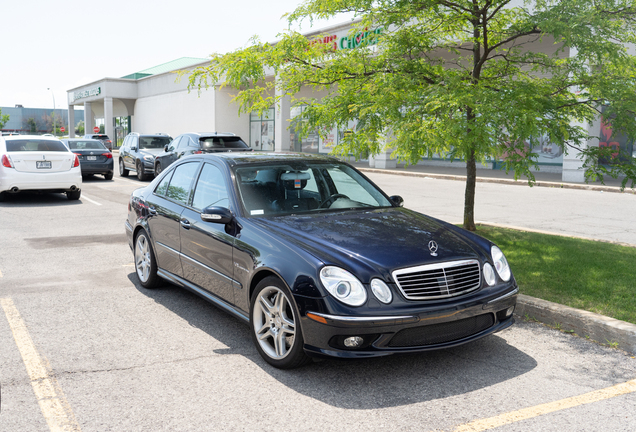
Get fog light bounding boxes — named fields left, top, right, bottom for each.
left=505, top=306, right=515, bottom=317
left=344, top=336, right=364, bottom=348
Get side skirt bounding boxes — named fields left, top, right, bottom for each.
left=157, top=269, right=249, bottom=324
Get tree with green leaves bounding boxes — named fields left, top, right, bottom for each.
left=25, top=117, right=37, bottom=133
left=0, top=108, right=9, bottom=130
left=189, top=0, right=636, bottom=230
left=76, top=120, right=85, bottom=136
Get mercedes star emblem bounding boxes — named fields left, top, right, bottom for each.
left=428, top=240, right=438, bottom=256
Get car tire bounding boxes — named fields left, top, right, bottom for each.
left=134, top=229, right=160, bottom=289
left=104, top=172, right=113, bottom=180
left=119, top=158, right=129, bottom=177
left=137, top=161, right=148, bottom=181
left=0, top=192, right=6, bottom=202
left=66, top=190, right=81, bottom=200
left=155, top=161, right=162, bottom=176
left=250, top=277, right=310, bottom=369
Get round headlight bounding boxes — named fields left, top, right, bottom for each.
left=491, top=245, right=511, bottom=282
left=483, top=263, right=496, bottom=286
left=320, top=267, right=367, bottom=307
left=370, top=279, right=393, bottom=304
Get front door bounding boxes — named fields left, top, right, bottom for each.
left=179, top=162, right=236, bottom=304
left=146, top=161, right=200, bottom=277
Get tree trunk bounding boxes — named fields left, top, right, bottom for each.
left=464, top=148, right=477, bottom=231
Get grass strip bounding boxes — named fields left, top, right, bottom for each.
left=474, top=225, right=636, bottom=325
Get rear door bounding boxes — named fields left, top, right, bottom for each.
left=6, top=139, right=74, bottom=173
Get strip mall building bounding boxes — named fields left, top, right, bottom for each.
left=66, top=20, right=629, bottom=183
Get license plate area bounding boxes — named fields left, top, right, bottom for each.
left=36, top=161, right=52, bottom=169
left=87, top=156, right=97, bottom=161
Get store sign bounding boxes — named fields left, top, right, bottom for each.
left=310, top=27, right=384, bottom=51
left=71, top=86, right=101, bottom=102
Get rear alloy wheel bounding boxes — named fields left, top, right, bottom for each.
left=250, top=277, right=310, bottom=369
left=119, top=158, right=129, bottom=177
left=137, top=161, right=148, bottom=181
left=134, top=229, right=160, bottom=288
left=154, top=161, right=162, bottom=176
left=66, top=190, right=81, bottom=200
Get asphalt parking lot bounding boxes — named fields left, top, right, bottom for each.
left=1, top=172, right=635, bottom=431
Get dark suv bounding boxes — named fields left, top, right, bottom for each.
left=83, top=134, right=113, bottom=151
left=153, top=132, right=251, bottom=175
left=118, top=133, right=172, bottom=180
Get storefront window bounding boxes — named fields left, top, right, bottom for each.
left=290, top=105, right=321, bottom=154
left=114, top=116, right=130, bottom=149
left=250, top=108, right=275, bottom=151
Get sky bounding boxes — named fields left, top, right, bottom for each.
left=0, top=0, right=353, bottom=110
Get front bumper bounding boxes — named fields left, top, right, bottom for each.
left=299, top=287, right=518, bottom=358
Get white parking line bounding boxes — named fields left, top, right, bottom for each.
left=1, top=298, right=82, bottom=432
left=80, top=195, right=102, bottom=206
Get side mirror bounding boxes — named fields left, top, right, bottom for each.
left=389, top=195, right=404, bottom=207
left=164, top=144, right=169, bottom=152
left=201, top=206, right=233, bottom=224
left=131, top=146, right=137, bottom=151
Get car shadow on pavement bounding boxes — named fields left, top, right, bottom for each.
left=0, top=191, right=83, bottom=207
left=129, top=274, right=538, bottom=410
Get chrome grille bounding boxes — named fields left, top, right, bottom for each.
left=392, top=260, right=481, bottom=300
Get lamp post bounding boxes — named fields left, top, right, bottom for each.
left=47, top=88, right=56, bottom=136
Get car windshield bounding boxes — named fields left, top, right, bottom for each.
left=235, top=162, right=393, bottom=216
left=6, top=139, right=68, bottom=152
left=67, top=140, right=107, bottom=150
left=139, top=136, right=171, bottom=149
left=200, top=137, right=248, bottom=150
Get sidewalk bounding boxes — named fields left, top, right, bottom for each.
left=349, top=160, right=636, bottom=194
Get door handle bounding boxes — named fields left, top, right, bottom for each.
left=180, top=218, right=191, bottom=229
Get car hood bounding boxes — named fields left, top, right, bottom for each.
left=139, top=148, right=164, bottom=156
left=250, top=207, right=486, bottom=280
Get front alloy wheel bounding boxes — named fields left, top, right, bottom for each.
left=134, top=229, right=160, bottom=288
left=250, top=277, right=310, bottom=369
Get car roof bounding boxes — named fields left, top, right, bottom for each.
left=63, top=138, right=102, bottom=142
left=198, top=152, right=340, bottom=167
left=184, top=132, right=237, bottom=138
left=4, top=134, right=62, bottom=141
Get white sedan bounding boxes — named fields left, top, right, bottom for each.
left=0, top=135, right=82, bottom=201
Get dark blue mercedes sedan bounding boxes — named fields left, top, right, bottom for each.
left=125, top=152, right=518, bottom=369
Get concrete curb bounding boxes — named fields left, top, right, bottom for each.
left=515, top=294, right=636, bottom=354
left=358, top=167, right=636, bottom=194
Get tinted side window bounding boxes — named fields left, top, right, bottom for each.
left=178, top=137, right=192, bottom=149
left=155, top=170, right=174, bottom=196
left=192, top=163, right=229, bottom=210
left=166, top=162, right=200, bottom=205
left=168, top=136, right=182, bottom=152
